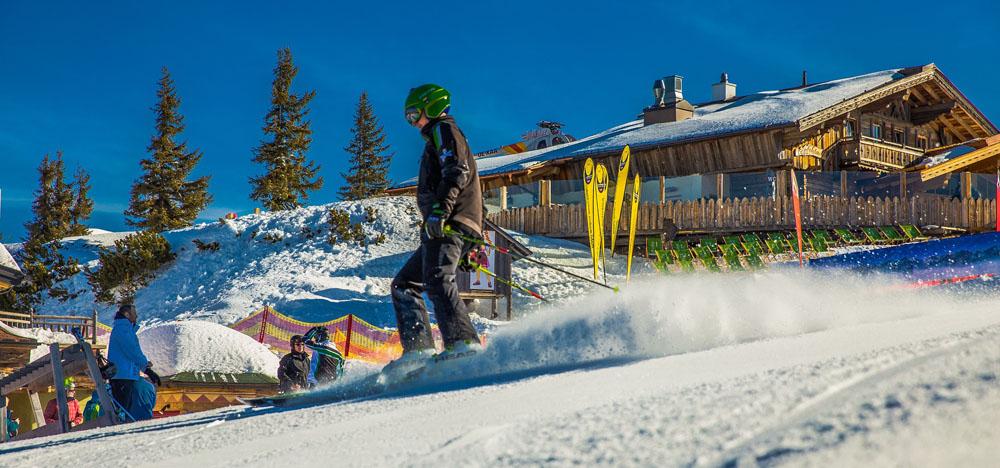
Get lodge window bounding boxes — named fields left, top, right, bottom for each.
left=870, top=123, right=882, bottom=139
left=536, top=139, right=548, bottom=150
left=917, top=135, right=928, bottom=149
left=844, top=120, right=855, bottom=138
left=893, top=129, right=905, bottom=145
left=553, top=136, right=564, bottom=145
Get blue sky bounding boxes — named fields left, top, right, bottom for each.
left=1, top=0, right=997, bottom=241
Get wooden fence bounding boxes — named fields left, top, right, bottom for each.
left=0, top=310, right=100, bottom=344
left=487, top=195, right=999, bottom=239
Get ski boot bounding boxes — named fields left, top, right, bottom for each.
left=378, top=348, right=435, bottom=385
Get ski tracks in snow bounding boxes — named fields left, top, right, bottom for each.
left=704, top=325, right=1000, bottom=467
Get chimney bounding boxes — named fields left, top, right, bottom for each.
left=711, top=72, right=737, bottom=102
left=643, top=75, right=694, bottom=126
left=802, top=70, right=808, bottom=87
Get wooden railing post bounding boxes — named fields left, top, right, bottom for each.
left=499, top=186, right=508, bottom=211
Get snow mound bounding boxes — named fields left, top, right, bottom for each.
left=137, top=320, right=279, bottom=377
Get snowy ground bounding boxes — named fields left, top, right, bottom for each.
left=1, top=268, right=997, bottom=466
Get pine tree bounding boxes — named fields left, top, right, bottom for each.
left=0, top=153, right=82, bottom=311
left=339, top=91, right=393, bottom=200
left=69, top=166, right=94, bottom=236
left=250, top=48, right=323, bottom=210
left=125, top=67, right=212, bottom=231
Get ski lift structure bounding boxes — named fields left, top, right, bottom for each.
left=474, top=121, right=577, bottom=158
left=456, top=219, right=532, bottom=320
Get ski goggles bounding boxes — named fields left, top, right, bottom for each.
left=404, top=107, right=422, bottom=124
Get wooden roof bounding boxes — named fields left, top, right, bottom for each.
left=919, top=135, right=1000, bottom=181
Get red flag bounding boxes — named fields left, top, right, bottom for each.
left=790, top=169, right=805, bottom=267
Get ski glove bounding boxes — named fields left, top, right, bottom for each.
left=145, top=365, right=162, bottom=387
left=424, top=203, right=448, bottom=239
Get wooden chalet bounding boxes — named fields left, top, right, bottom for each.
left=388, top=64, right=998, bottom=239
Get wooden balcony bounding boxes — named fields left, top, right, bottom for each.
left=853, top=136, right=925, bottom=171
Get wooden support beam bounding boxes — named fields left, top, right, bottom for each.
left=951, top=111, right=981, bottom=140
left=499, top=186, right=508, bottom=211
left=911, top=100, right=956, bottom=125
left=659, top=176, right=666, bottom=203
left=900, top=172, right=907, bottom=198
left=49, top=343, right=70, bottom=434
left=81, top=341, right=120, bottom=425
left=28, top=391, right=44, bottom=429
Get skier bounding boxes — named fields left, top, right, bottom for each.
left=277, top=335, right=311, bottom=393
left=303, top=326, right=344, bottom=387
left=387, top=84, right=483, bottom=375
left=107, top=303, right=161, bottom=421
left=82, top=389, right=104, bottom=422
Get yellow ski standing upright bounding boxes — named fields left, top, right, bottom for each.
left=609, top=145, right=631, bottom=257
left=595, top=164, right=610, bottom=280
left=583, top=158, right=598, bottom=279
left=626, top=173, right=641, bottom=281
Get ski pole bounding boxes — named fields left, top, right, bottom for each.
left=464, top=260, right=547, bottom=301
left=446, top=226, right=620, bottom=293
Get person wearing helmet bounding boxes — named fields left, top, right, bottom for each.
left=388, top=84, right=483, bottom=374
left=277, top=335, right=311, bottom=393
left=44, top=377, right=84, bottom=427
left=303, top=326, right=344, bottom=387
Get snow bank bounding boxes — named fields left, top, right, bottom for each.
left=137, top=321, right=279, bottom=377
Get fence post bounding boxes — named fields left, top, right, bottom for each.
left=91, top=308, right=98, bottom=344
left=257, top=306, right=269, bottom=344
left=344, top=314, right=354, bottom=358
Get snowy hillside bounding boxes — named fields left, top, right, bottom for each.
left=11, top=196, right=632, bottom=329
left=1, top=269, right=998, bottom=466
left=0, top=198, right=500, bottom=327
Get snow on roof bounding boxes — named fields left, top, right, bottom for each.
left=138, top=320, right=280, bottom=377
left=392, top=68, right=904, bottom=188
left=0, top=244, right=20, bottom=273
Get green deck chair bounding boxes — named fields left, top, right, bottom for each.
left=741, top=233, right=767, bottom=256
left=744, top=251, right=766, bottom=270
left=899, top=224, right=928, bottom=241
left=879, top=226, right=906, bottom=243
left=766, top=232, right=791, bottom=254
left=671, top=241, right=696, bottom=273
left=652, top=249, right=672, bottom=273
left=719, top=244, right=745, bottom=271
left=646, top=237, right=663, bottom=256
left=810, top=229, right=836, bottom=246
left=723, top=235, right=745, bottom=254
left=861, top=226, right=889, bottom=244
left=834, top=228, right=864, bottom=245
left=692, top=245, right=721, bottom=272
left=808, top=236, right=829, bottom=253
left=699, top=237, right=720, bottom=255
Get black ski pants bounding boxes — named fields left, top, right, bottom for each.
left=391, top=232, right=479, bottom=352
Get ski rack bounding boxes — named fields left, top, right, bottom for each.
left=0, top=332, right=120, bottom=442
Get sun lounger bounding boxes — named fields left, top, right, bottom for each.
left=833, top=228, right=863, bottom=245
left=692, top=245, right=721, bottom=272
left=898, top=224, right=928, bottom=241
left=719, top=243, right=745, bottom=271
left=861, top=226, right=889, bottom=244
left=879, top=226, right=906, bottom=243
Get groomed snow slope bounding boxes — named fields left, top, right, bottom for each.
left=1, top=271, right=997, bottom=467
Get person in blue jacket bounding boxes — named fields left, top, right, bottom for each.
left=107, top=303, right=161, bottom=421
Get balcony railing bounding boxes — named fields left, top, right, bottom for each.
left=854, top=136, right=925, bottom=170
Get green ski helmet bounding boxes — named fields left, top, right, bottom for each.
left=404, top=84, right=450, bottom=123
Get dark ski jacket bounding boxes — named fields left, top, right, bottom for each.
left=417, top=115, right=483, bottom=236
left=277, top=351, right=310, bottom=393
